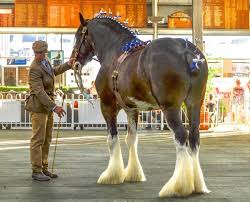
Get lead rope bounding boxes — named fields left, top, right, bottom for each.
left=73, top=61, right=94, bottom=107
left=51, top=94, right=65, bottom=174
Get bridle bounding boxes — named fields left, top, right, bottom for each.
left=72, top=26, right=94, bottom=106
left=73, top=27, right=88, bottom=61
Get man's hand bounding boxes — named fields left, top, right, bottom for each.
left=53, top=106, right=66, bottom=118
left=67, top=57, right=76, bottom=66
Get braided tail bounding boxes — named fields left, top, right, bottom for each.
left=184, top=39, right=205, bottom=75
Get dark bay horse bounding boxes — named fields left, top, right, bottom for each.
left=71, top=13, right=210, bottom=197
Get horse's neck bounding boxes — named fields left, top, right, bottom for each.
left=96, top=40, right=127, bottom=64
left=90, top=28, right=132, bottom=64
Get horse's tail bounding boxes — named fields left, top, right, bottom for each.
left=184, top=41, right=206, bottom=76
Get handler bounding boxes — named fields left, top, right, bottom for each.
left=25, top=40, right=75, bottom=181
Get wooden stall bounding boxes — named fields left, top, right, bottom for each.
left=224, top=0, right=249, bottom=29
left=18, top=67, right=29, bottom=85
left=80, top=0, right=116, bottom=20
left=47, top=0, right=80, bottom=27
left=0, top=8, right=14, bottom=27
left=15, top=0, right=47, bottom=27
left=1, top=0, right=248, bottom=29
left=80, top=0, right=147, bottom=27
left=115, top=0, right=146, bottom=27
left=168, top=11, right=192, bottom=28
left=203, top=0, right=225, bottom=28
left=4, top=68, right=16, bottom=86
left=203, top=0, right=249, bottom=29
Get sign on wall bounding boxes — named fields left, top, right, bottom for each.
left=47, top=50, right=64, bottom=67
left=7, top=58, right=27, bottom=65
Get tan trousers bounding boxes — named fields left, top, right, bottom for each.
left=30, top=112, right=53, bottom=172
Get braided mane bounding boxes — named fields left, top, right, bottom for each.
left=93, top=15, right=136, bottom=38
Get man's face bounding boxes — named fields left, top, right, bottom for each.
left=35, top=52, right=46, bottom=60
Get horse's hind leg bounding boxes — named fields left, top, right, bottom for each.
left=97, top=101, right=125, bottom=184
left=159, top=107, right=194, bottom=197
left=125, top=111, right=146, bottom=182
left=186, top=102, right=210, bottom=194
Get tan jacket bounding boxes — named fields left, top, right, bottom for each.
left=25, top=58, right=71, bottom=113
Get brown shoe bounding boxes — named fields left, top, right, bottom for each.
left=43, top=170, right=58, bottom=178
left=32, top=172, right=51, bottom=181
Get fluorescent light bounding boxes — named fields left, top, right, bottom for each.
left=0, top=9, right=12, bottom=14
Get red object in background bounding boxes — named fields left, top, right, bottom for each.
left=215, top=87, right=220, bottom=94
left=200, top=103, right=209, bottom=130
left=200, top=111, right=209, bottom=130
left=74, top=100, right=78, bottom=108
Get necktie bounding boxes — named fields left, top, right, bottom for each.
left=44, top=60, right=53, bottom=75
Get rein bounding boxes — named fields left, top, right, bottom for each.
left=72, top=26, right=94, bottom=107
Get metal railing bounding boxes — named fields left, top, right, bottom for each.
left=1, top=92, right=249, bottom=131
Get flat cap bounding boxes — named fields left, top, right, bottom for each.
left=32, top=40, right=48, bottom=53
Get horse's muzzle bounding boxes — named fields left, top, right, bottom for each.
left=73, top=61, right=82, bottom=70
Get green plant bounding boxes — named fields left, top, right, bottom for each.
left=206, top=67, right=221, bottom=94
left=0, top=86, right=28, bottom=92
left=0, top=86, right=79, bottom=93
left=218, top=98, right=229, bottom=122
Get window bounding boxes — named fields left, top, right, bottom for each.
left=62, top=34, right=75, bottom=58
left=204, top=36, right=250, bottom=59
left=47, top=34, right=61, bottom=51
left=8, top=34, right=46, bottom=57
left=18, top=67, right=29, bottom=86
left=4, top=68, right=16, bottom=86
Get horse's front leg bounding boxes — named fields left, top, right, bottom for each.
left=159, top=108, right=194, bottom=197
left=125, top=111, right=146, bottom=182
left=97, top=101, right=125, bottom=184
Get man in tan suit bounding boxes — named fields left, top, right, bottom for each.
left=25, top=40, right=75, bottom=181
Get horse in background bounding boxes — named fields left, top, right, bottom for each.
left=71, top=13, right=210, bottom=197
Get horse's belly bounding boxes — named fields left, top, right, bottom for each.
left=127, top=97, right=159, bottom=111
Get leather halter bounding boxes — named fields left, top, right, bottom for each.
left=73, top=26, right=89, bottom=60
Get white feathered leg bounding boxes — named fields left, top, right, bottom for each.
left=191, top=148, right=210, bottom=194
left=159, top=144, right=194, bottom=197
left=97, top=135, right=125, bottom=184
left=124, top=113, right=146, bottom=182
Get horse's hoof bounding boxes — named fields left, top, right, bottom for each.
left=191, top=153, right=210, bottom=194
left=158, top=185, right=193, bottom=198
left=193, top=187, right=211, bottom=194
left=124, top=167, right=146, bottom=182
left=158, top=176, right=194, bottom=198
left=97, top=170, right=125, bottom=184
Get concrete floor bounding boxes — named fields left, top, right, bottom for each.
left=0, top=129, right=250, bottom=202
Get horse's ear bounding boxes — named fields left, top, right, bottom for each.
left=79, top=13, right=87, bottom=26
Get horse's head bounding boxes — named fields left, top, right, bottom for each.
left=71, top=13, right=95, bottom=67
left=71, top=13, right=96, bottom=95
